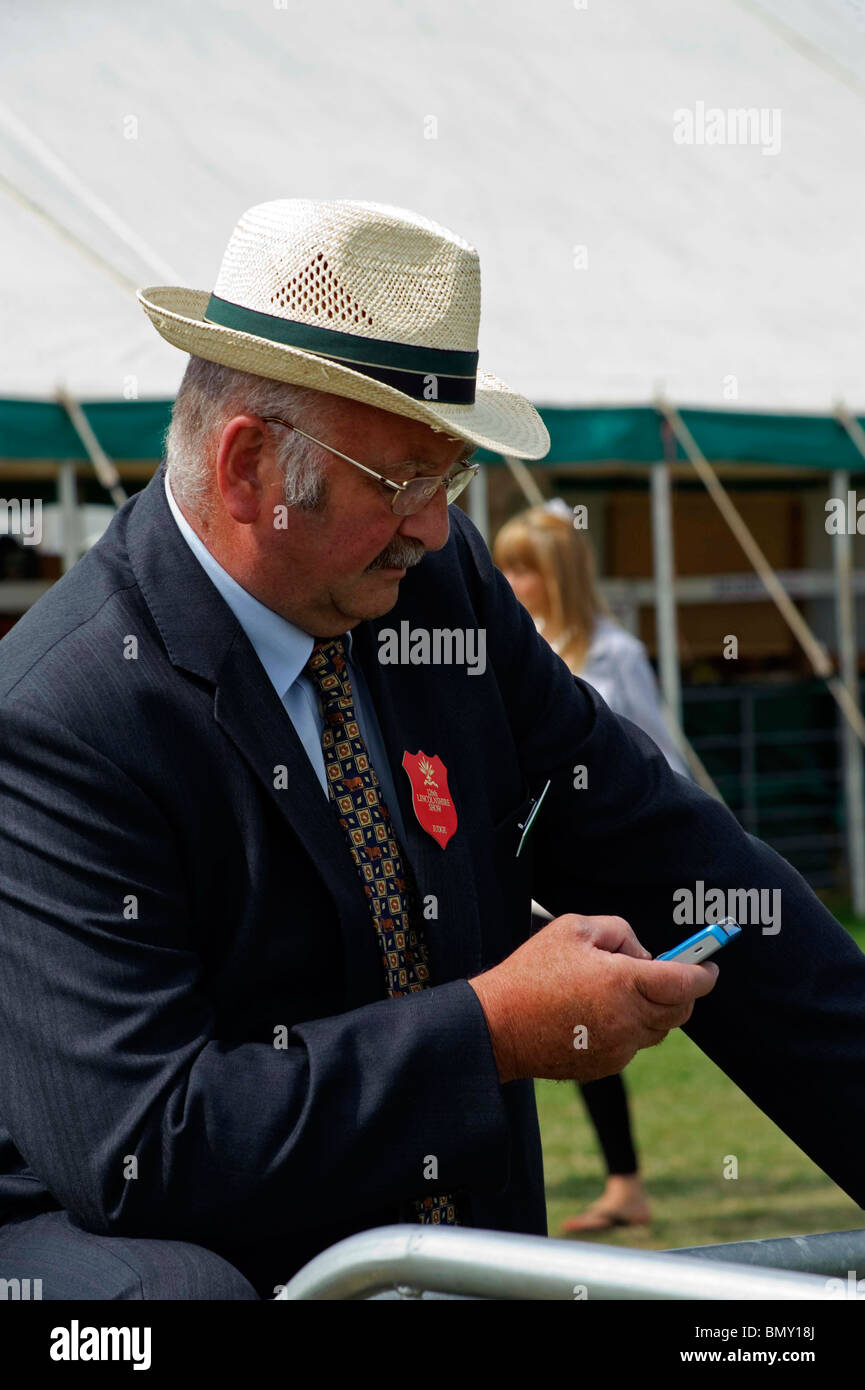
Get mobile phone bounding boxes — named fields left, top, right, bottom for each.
left=656, top=917, right=741, bottom=964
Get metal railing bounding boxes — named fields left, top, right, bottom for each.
left=683, top=679, right=857, bottom=890
left=274, top=1224, right=853, bottom=1300
left=669, top=1227, right=865, bottom=1279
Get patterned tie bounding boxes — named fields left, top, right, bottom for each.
left=305, top=636, right=461, bottom=1226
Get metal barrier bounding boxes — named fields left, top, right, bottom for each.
left=667, top=1227, right=865, bottom=1279
left=273, top=1224, right=845, bottom=1301
left=682, top=679, right=857, bottom=891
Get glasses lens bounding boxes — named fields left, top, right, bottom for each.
left=445, top=468, right=476, bottom=503
left=392, top=478, right=441, bottom=516
left=391, top=466, right=477, bottom=515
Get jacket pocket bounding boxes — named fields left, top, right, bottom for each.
left=482, top=794, right=537, bottom=966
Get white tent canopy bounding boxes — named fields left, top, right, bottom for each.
left=3, top=0, right=865, bottom=910
left=1, top=0, right=864, bottom=411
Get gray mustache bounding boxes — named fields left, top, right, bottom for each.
left=367, top=540, right=426, bottom=571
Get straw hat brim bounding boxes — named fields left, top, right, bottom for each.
left=138, top=287, right=550, bottom=460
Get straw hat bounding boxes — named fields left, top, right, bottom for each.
left=138, top=199, right=550, bottom=460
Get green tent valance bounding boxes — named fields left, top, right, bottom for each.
left=1, top=399, right=863, bottom=471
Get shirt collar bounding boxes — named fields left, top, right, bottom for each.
left=162, top=467, right=353, bottom=698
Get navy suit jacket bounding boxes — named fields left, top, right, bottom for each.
left=1, top=463, right=864, bottom=1295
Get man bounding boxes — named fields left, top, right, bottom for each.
left=0, top=199, right=863, bottom=1301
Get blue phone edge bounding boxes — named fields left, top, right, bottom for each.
left=656, top=919, right=742, bottom=962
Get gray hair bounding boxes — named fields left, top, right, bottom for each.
left=163, top=356, right=349, bottom=519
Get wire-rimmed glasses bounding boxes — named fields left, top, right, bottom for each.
left=260, top=415, right=478, bottom=516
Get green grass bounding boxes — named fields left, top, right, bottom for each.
left=538, top=905, right=865, bottom=1251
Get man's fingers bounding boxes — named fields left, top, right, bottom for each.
left=635, top=958, right=719, bottom=1008
left=630, top=995, right=696, bottom=1048
left=647, top=998, right=696, bottom=1032
left=574, top=914, right=651, bottom=961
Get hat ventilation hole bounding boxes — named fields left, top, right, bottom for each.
left=273, top=251, right=372, bottom=328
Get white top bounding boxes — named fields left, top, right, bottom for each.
left=540, top=616, right=689, bottom=779
left=577, top=618, right=689, bottom=778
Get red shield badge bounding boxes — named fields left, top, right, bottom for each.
left=401, top=751, right=458, bottom=849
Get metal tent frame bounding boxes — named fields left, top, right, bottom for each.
left=473, top=403, right=865, bottom=915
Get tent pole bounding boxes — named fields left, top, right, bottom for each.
left=662, top=707, right=725, bottom=801
left=657, top=397, right=865, bottom=750
left=500, top=454, right=546, bottom=508
left=57, top=461, right=81, bottom=573
left=832, top=403, right=865, bottom=917
left=467, top=462, right=490, bottom=544
left=0, top=102, right=181, bottom=284
left=58, top=389, right=127, bottom=508
left=650, top=436, right=683, bottom=735
left=647, top=429, right=724, bottom=794
left=503, top=437, right=720, bottom=801
left=830, top=466, right=865, bottom=916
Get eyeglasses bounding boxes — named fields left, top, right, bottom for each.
left=259, top=415, right=479, bottom=516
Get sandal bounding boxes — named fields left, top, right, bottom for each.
left=560, top=1201, right=651, bottom=1234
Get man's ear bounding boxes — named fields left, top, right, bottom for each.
left=215, top=416, right=272, bottom=523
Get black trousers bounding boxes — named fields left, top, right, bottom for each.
left=577, top=1073, right=639, bottom=1176
left=0, top=1209, right=260, bottom=1300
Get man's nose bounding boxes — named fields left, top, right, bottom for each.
left=396, top=485, right=451, bottom=551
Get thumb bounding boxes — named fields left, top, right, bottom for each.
left=636, top=958, right=720, bottom=1006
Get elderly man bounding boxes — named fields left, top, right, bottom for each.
left=0, top=200, right=864, bottom=1301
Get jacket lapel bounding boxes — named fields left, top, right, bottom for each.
left=125, top=466, right=386, bottom=1009
left=212, top=645, right=389, bottom=1008
left=127, top=466, right=484, bottom=999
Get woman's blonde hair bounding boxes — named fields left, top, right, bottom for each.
left=492, top=506, right=610, bottom=672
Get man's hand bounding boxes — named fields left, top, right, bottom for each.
left=468, top=913, right=719, bottom=1084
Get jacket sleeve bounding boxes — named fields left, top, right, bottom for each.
left=0, top=694, right=510, bottom=1244
left=455, top=508, right=865, bottom=1211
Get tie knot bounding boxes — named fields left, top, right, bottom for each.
left=305, top=636, right=351, bottom=701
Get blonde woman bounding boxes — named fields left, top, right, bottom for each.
left=493, top=502, right=689, bottom=1233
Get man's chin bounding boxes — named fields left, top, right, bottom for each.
left=336, top=573, right=404, bottom=622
